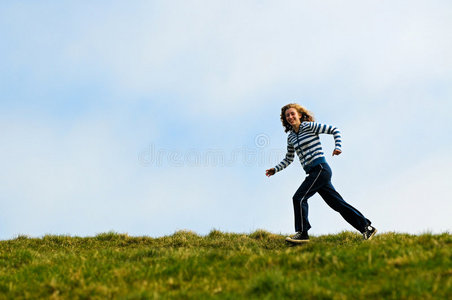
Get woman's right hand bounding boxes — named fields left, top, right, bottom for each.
left=265, top=168, right=275, bottom=177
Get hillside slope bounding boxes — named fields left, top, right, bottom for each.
left=0, top=231, right=450, bottom=299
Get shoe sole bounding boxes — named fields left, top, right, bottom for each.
left=366, top=229, right=378, bottom=240
left=285, top=237, right=310, bottom=244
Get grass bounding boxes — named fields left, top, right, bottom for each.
left=0, top=230, right=451, bottom=299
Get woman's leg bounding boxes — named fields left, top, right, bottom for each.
left=318, top=181, right=371, bottom=232
left=292, top=165, right=328, bottom=232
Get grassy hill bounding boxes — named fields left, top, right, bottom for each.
left=0, top=230, right=450, bottom=299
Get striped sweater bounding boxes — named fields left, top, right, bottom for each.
left=274, top=122, right=342, bottom=173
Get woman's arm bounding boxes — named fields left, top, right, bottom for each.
left=266, top=139, right=294, bottom=177
left=302, top=122, right=342, bottom=154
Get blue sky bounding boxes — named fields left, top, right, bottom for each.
left=1, top=1, right=451, bottom=239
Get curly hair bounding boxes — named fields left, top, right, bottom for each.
left=280, top=103, right=315, bottom=133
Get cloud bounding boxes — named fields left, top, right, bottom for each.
left=0, top=1, right=451, bottom=238
left=1, top=106, right=450, bottom=238
left=2, top=1, right=451, bottom=116
left=0, top=111, right=282, bottom=238
left=365, top=152, right=452, bottom=233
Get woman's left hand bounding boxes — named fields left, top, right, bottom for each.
left=332, top=149, right=342, bottom=156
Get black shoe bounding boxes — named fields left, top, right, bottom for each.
left=286, top=231, right=309, bottom=244
left=362, top=225, right=377, bottom=240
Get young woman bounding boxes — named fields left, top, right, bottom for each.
left=266, top=103, right=376, bottom=243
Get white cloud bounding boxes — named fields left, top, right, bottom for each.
left=365, top=152, right=452, bottom=233
left=0, top=112, right=154, bottom=238
left=0, top=112, right=283, bottom=238
left=1, top=108, right=450, bottom=239
left=1, top=1, right=451, bottom=238
left=2, top=1, right=451, bottom=115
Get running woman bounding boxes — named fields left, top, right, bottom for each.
left=265, top=103, right=377, bottom=243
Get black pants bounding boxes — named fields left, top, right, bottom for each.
left=293, top=163, right=370, bottom=233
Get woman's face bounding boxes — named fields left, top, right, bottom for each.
left=285, top=108, right=301, bottom=127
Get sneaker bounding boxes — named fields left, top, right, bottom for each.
left=285, top=231, right=309, bottom=244
left=362, top=225, right=377, bottom=240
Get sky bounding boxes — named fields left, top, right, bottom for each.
left=1, top=1, right=451, bottom=240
